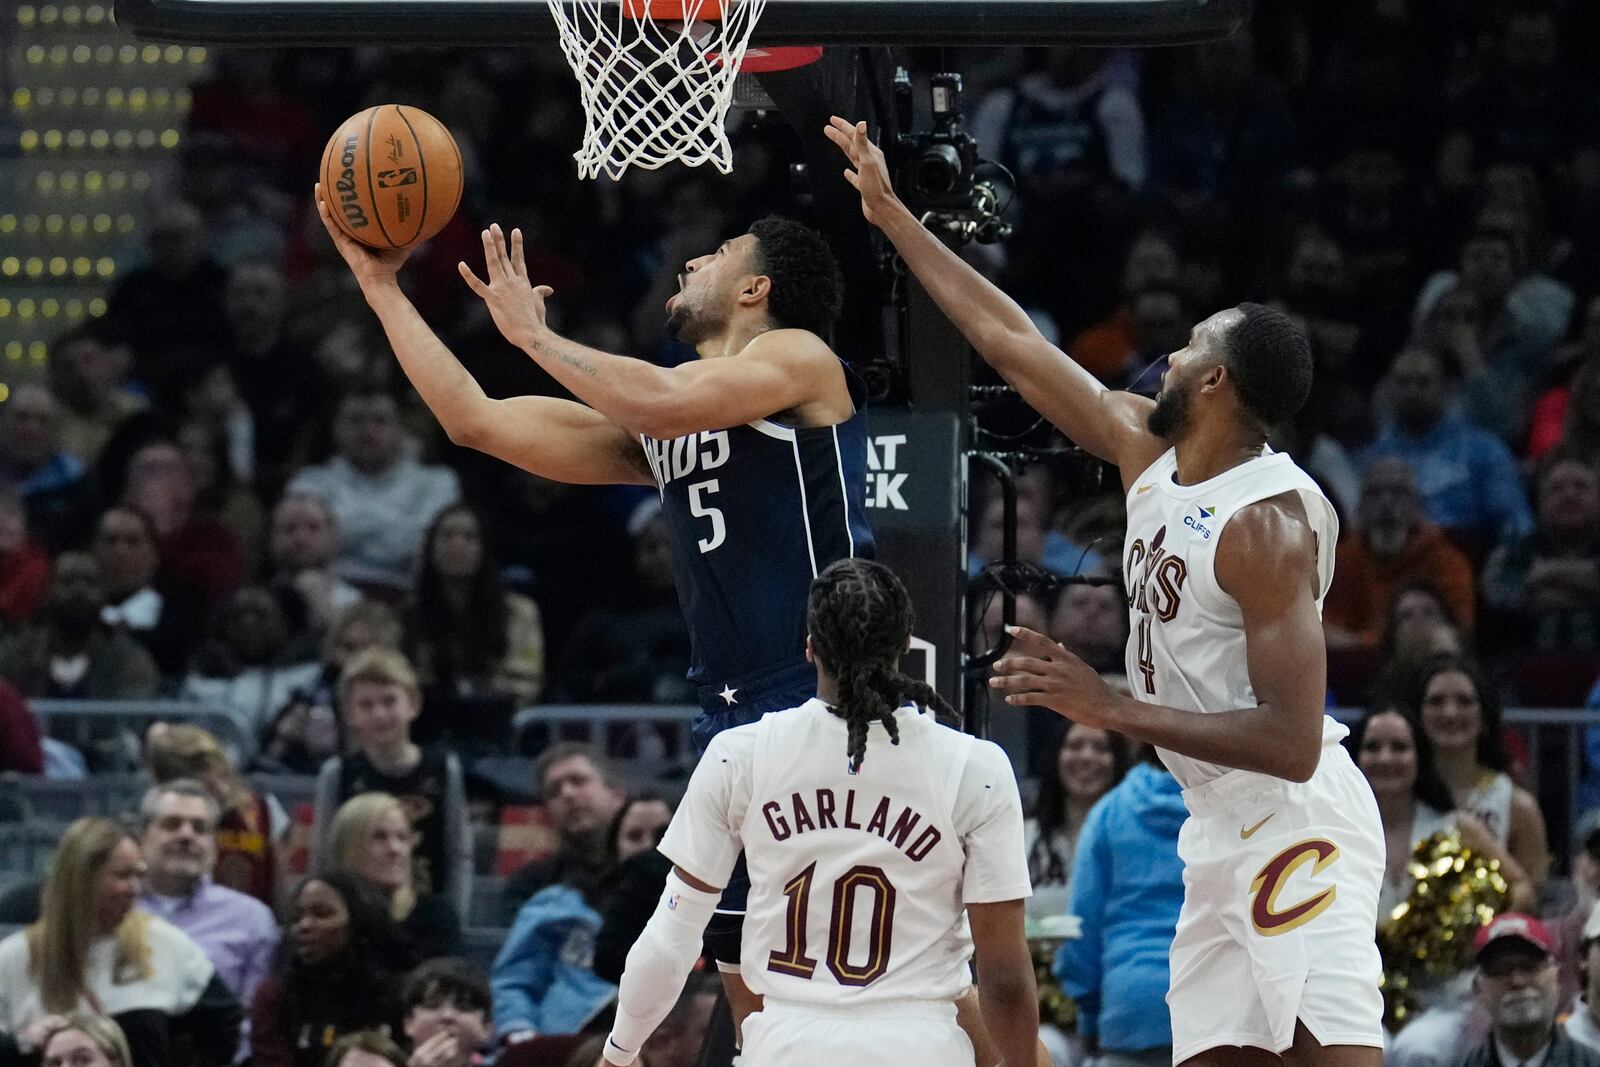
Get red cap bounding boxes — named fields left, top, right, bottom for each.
left=1475, top=913, right=1555, bottom=959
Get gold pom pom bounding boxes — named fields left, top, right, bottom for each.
left=1377, top=829, right=1510, bottom=1030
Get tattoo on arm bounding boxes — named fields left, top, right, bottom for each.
left=532, top=336, right=599, bottom=378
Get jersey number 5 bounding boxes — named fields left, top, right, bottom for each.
left=768, top=862, right=896, bottom=987
left=687, top=479, right=725, bottom=553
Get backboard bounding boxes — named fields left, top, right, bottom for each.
left=115, top=0, right=1250, bottom=46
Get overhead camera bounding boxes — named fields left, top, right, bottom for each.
left=892, top=69, right=1012, bottom=245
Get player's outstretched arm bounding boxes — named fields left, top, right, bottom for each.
left=991, top=494, right=1327, bottom=782
left=967, top=900, right=1040, bottom=1067
left=463, top=225, right=846, bottom=439
left=824, top=118, right=1164, bottom=483
left=314, top=187, right=651, bottom=487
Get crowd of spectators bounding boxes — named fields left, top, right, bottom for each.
left=6, top=1, right=1600, bottom=1065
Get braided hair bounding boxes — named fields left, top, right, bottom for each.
left=806, top=559, right=955, bottom=773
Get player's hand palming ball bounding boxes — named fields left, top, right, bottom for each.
left=319, top=104, right=463, bottom=251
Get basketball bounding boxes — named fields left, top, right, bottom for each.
left=318, top=104, right=463, bottom=251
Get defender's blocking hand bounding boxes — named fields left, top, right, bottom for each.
left=824, top=116, right=900, bottom=226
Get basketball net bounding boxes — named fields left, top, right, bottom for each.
left=544, top=0, right=769, bottom=180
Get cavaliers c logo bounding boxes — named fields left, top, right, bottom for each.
left=1249, top=839, right=1340, bottom=937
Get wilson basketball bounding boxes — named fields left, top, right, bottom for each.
left=319, top=104, right=463, bottom=251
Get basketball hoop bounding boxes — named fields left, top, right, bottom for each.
left=544, top=0, right=770, bottom=180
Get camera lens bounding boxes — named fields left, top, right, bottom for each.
left=914, top=143, right=963, bottom=199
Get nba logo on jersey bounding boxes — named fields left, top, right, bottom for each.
left=667, top=892, right=680, bottom=911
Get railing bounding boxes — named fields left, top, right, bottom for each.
left=511, top=704, right=699, bottom=773
left=32, top=699, right=251, bottom=769
left=18, top=699, right=1600, bottom=865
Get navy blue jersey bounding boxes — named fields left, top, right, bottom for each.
left=640, top=390, right=874, bottom=731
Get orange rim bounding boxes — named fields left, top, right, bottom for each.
left=620, top=0, right=725, bottom=20
left=730, top=44, right=824, bottom=72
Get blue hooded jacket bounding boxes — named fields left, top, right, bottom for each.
left=1054, top=762, right=1186, bottom=1052
left=491, top=884, right=617, bottom=1037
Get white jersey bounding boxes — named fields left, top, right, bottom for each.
left=1122, top=447, right=1339, bottom=789
left=659, top=698, right=1030, bottom=1006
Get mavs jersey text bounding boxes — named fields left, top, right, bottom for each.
left=642, top=378, right=874, bottom=748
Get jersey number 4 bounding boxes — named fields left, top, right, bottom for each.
left=767, top=861, right=896, bottom=987
left=688, top=479, right=725, bottom=553
left=1136, top=617, right=1156, bottom=696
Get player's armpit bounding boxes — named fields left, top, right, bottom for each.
left=453, top=394, right=655, bottom=486
left=1214, top=494, right=1327, bottom=782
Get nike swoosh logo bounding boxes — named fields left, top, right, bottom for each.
left=1136, top=484, right=1154, bottom=494
left=1240, top=814, right=1275, bottom=839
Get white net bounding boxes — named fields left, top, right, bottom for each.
left=545, top=0, right=770, bottom=180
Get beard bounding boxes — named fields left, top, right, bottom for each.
left=1494, top=987, right=1551, bottom=1030
left=665, top=305, right=695, bottom=342
left=1146, top=380, right=1193, bottom=439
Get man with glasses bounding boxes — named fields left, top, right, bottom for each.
left=1458, top=913, right=1600, bottom=1067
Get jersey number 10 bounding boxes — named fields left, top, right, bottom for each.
left=767, top=862, right=896, bottom=987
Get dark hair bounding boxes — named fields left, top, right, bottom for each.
left=748, top=216, right=843, bottom=340
left=408, top=504, right=510, bottom=682
left=177, top=418, right=242, bottom=512
left=806, top=559, right=953, bottom=772
left=1406, top=652, right=1508, bottom=773
left=603, top=789, right=676, bottom=861
left=1033, top=721, right=1131, bottom=837
left=1223, top=302, right=1313, bottom=432
left=400, top=958, right=490, bottom=1019
left=1346, top=705, right=1455, bottom=813
left=281, top=873, right=409, bottom=1038
left=325, top=1031, right=407, bottom=1067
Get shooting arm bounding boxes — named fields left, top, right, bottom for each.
left=362, top=281, right=651, bottom=485
left=523, top=326, right=839, bottom=440
left=1104, top=496, right=1328, bottom=781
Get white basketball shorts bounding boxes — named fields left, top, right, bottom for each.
left=1167, top=737, right=1385, bottom=1063
left=741, top=998, right=973, bottom=1067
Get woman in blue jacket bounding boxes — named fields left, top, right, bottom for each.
left=1054, top=752, right=1187, bottom=1067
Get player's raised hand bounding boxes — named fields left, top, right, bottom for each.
left=459, top=222, right=552, bottom=353
left=990, top=625, right=1121, bottom=728
left=824, top=116, right=899, bottom=226
left=314, top=183, right=411, bottom=285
